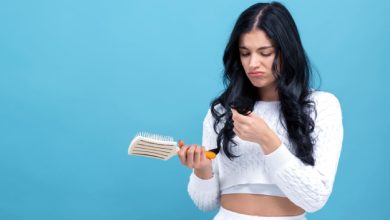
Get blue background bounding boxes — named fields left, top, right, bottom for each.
left=1, top=0, right=389, bottom=219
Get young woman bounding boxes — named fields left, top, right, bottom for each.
left=178, top=2, right=343, bottom=220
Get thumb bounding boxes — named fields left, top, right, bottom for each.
left=178, top=140, right=185, bottom=148
left=247, top=111, right=256, bottom=118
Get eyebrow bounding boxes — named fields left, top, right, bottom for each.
left=239, top=46, right=274, bottom=50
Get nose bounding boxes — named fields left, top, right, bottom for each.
left=249, top=54, right=260, bottom=69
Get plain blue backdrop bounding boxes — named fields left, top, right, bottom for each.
left=1, top=0, right=389, bottom=219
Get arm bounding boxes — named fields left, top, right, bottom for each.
left=187, top=109, right=220, bottom=212
left=263, top=93, right=344, bottom=212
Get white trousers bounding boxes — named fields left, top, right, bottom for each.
left=213, top=207, right=307, bottom=220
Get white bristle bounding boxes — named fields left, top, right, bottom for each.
left=137, top=132, right=174, bottom=142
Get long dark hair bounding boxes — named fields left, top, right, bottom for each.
left=211, top=2, right=317, bottom=166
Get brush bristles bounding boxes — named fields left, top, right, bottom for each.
left=136, top=132, right=174, bottom=142
left=129, top=132, right=177, bottom=160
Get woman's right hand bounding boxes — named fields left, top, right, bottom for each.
left=177, top=140, right=213, bottom=180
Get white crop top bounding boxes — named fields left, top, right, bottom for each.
left=187, top=91, right=344, bottom=213
left=221, top=184, right=285, bottom=197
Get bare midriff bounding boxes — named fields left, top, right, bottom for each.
left=220, top=194, right=305, bottom=217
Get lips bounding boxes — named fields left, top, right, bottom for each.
left=248, top=71, right=265, bottom=76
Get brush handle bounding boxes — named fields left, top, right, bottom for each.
left=178, top=140, right=216, bottom=159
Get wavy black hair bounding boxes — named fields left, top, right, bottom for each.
left=210, top=2, right=317, bottom=166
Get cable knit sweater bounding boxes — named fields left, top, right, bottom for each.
left=187, top=91, right=343, bottom=213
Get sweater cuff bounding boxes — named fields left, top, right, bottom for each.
left=263, top=143, right=296, bottom=175
left=188, top=171, right=219, bottom=192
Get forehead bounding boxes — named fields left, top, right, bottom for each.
left=239, top=29, right=273, bottom=49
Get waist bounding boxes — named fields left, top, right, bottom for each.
left=220, top=194, right=305, bottom=217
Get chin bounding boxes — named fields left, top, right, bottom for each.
left=249, top=80, right=270, bottom=88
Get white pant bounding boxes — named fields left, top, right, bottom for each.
left=213, top=207, right=307, bottom=220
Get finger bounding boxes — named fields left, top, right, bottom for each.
left=232, top=108, right=247, bottom=124
left=233, top=127, right=241, bottom=137
left=200, top=146, right=213, bottom=161
left=248, top=112, right=261, bottom=121
left=233, top=119, right=243, bottom=132
left=231, top=108, right=238, bottom=121
left=178, top=145, right=189, bottom=165
left=194, top=145, right=201, bottom=166
left=178, top=140, right=185, bottom=148
left=233, top=126, right=244, bottom=137
left=200, top=147, right=205, bottom=162
left=186, top=144, right=196, bottom=167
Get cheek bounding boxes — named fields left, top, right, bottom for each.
left=265, top=57, right=276, bottom=70
left=240, top=57, right=251, bottom=70
left=240, top=58, right=247, bottom=70
left=240, top=57, right=245, bottom=65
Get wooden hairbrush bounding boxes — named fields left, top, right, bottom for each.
left=128, top=132, right=217, bottom=160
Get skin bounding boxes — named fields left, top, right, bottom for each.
left=178, top=29, right=305, bottom=216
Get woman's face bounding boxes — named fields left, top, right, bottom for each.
left=239, top=29, right=277, bottom=90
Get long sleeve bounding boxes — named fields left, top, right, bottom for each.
left=187, top=109, right=221, bottom=212
left=263, top=92, right=344, bottom=213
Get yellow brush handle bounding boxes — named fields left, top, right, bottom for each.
left=178, top=140, right=216, bottom=160
left=205, top=151, right=216, bottom=159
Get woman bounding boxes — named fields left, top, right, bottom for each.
left=178, top=2, right=343, bottom=220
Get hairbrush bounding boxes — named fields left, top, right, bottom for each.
left=128, top=132, right=217, bottom=160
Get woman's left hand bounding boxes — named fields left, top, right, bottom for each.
left=231, top=108, right=281, bottom=154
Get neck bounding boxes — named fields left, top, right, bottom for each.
left=258, top=83, right=279, bottom=101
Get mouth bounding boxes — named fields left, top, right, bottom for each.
left=248, top=71, right=265, bottom=76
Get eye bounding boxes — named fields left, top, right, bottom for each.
left=260, top=52, right=273, bottom=57
left=240, top=53, right=250, bottom=57
left=261, top=53, right=272, bottom=57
